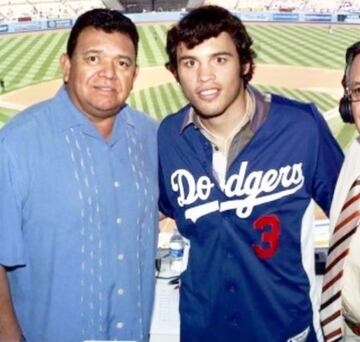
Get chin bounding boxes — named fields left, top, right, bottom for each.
left=196, top=110, right=224, bottom=120
left=95, top=101, right=120, bottom=111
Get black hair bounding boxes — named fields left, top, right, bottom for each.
left=67, top=8, right=139, bottom=58
left=166, top=5, right=256, bottom=86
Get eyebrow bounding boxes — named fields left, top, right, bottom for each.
left=83, top=49, right=102, bottom=54
left=349, top=81, right=360, bottom=87
left=178, top=51, right=234, bottom=61
left=82, top=50, right=134, bottom=62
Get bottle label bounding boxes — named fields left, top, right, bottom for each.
left=169, top=242, right=184, bottom=258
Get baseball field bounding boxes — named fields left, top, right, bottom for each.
left=0, top=22, right=359, bottom=151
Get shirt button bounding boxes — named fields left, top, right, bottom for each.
left=114, top=181, right=120, bottom=188
left=116, top=217, right=122, bottom=225
left=117, top=254, right=124, bottom=261
left=116, top=321, right=124, bottom=329
left=117, top=288, right=124, bottom=295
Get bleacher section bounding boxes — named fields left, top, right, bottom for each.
left=0, top=0, right=105, bottom=22
left=234, top=0, right=267, bottom=11
left=2, top=0, right=360, bottom=23
left=153, top=0, right=188, bottom=11
left=304, top=0, right=342, bottom=12
left=206, top=0, right=238, bottom=10
left=268, top=0, right=307, bottom=11
left=103, top=0, right=125, bottom=11
left=203, top=0, right=360, bottom=12
left=120, top=0, right=187, bottom=12
left=340, top=0, right=360, bottom=11
left=186, top=0, right=205, bottom=9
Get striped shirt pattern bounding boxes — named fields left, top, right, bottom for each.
left=320, top=177, right=360, bottom=342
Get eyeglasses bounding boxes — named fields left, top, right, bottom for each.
left=347, top=87, right=360, bottom=102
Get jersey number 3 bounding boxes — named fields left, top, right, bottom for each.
left=252, top=214, right=280, bottom=259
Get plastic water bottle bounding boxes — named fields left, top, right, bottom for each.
left=169, top=229, right=185, bottom=273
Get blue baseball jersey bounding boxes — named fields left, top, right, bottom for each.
left=158, top=94, right=344, bottom=342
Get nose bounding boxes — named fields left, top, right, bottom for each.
left=99, top=60, right=116, bottom=79
left=198, top=62, right=215, bottom=82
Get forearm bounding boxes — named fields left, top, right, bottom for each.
left=0, top=266, right=22, bottom=342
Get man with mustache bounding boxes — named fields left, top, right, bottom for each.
left=0, top=8, right=158, bottom=342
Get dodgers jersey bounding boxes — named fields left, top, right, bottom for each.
left=158, top=94, right=344, bottom=342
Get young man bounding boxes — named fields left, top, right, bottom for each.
left=158, top=5, right=343, bottom=342
left=0, top=9, right=158, bottom=342
left=320, top=41, right=360, bottom=342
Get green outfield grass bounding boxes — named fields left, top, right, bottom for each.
left=1, top=24, right=359, bottom=92
left=128, top=82, right=337, bottom=120
left=249, top=25, right=359, bottom=68
left=0, top=23, right=359, bottom=150
left=127, top=81, right=357, bottom=150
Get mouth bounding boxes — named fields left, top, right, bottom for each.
left=94, top=86, right=115, bottom=93
left=198, top=88, right=220, bottom=101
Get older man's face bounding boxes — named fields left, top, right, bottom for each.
left=61, top=27, right=138, bottom=124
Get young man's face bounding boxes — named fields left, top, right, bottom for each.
left=175, top=32, right=249, bottom=121
left=349, top=54, right=360, bottom=133
left=61, top=27, right=138, bottom=123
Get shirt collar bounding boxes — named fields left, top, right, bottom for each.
left=179, top=105, right=195, bottom=134
left=53, top=86, right=136, bottom=136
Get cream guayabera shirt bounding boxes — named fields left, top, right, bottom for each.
left=329, top=136, right=360, bottom=335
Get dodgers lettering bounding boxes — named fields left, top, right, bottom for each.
left=171, top=161, right=304, bottom=222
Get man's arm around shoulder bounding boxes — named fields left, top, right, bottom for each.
left=0, top=265, right=22, bottom=342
